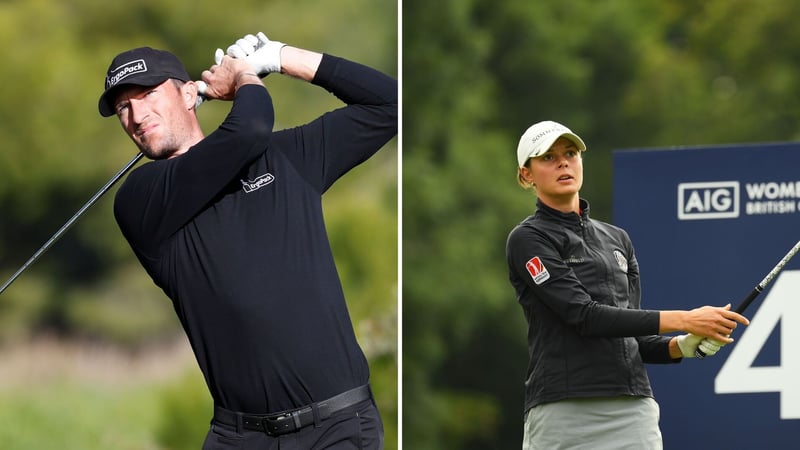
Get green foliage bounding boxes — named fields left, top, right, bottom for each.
left=0, top=0, right=397, bottom=337
left=156, top=369, right=213, bottom=450
left=0, top=0, right=397, bottom=447
left=0, top=376, right=166, bottom=449
left=403, top=0, right=800, bottom=448
left=369, top=352, right=400, bottom=450
left=63, top=264, right=181, bottom=347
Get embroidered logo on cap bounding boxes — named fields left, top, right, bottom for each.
left=107, top=59, right=147, bottom=89
left=525, top=256, right=550, bottom=285
left=527, top=125, right=563, bottom=150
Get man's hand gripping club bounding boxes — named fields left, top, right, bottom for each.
left=226, top=32, right=286, bottom=75
left=196, top=32, right=286, bottom=98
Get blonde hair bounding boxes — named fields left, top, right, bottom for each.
left=517, top=159, right=535, bottom=190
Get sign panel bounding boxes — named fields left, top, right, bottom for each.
left=613, top=142, right=800, bottom=449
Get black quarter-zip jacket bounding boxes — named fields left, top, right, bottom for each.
left=506, top=198, right=679, bottom=413
left=113, top=55, right=397, bottom=414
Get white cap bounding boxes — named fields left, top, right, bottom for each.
left=516, top=121, right=587, bottom=167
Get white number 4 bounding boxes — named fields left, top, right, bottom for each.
left=715, top=270, right=800, bottom=419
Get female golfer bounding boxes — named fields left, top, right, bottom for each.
left=505, top=121, right=749, bottom=449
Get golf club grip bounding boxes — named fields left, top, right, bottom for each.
left=195, top=81, right=209, bottom=108
left=695, top=286, right=764, bottom=358
left=734, top=288, right=762, bottom=315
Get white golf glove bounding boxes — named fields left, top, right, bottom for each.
left=197, top=33, right=284, bottom=100
left=699, top=337, right=724, bottom=356
left=226, top=32, right=286, bottom=76
left=677, top=334, right=725, bottom=358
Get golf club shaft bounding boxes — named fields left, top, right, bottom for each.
left=695, top=239, right=800, bottom=358
left=0, top=152, right=144, bottom=295
left=734, top=239, right=800, bottom=313
left=0, top=75, right=213, bottom=296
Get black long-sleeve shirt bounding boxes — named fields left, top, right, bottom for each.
left=506, top=199, right=678, bottom=413
left=114, top=54, right=397, bottom=414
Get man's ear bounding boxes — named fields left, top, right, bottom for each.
left=183, top=81, right=199, bottom=111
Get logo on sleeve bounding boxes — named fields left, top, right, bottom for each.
left=525, top=256, right=550, bottom=285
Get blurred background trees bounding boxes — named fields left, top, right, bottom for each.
left=0, top=0, right=397, bottom=448
left=402, top=0, right=800, bottom=448
left=8, top=0, right=800, bottom=448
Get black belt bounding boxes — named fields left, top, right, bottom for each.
left=213, top=384, right=372, bottom=436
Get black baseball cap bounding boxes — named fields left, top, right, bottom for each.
left=98, top=47, right=190, bottom=117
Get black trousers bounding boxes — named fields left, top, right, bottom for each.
left=202, top=398, right=383, bottom=450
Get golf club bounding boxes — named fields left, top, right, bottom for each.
left=0, top=79, right=214, bottom=295
left=695, top=239, right=800, bottom=358
left=0, top=152, right=144, bottom=295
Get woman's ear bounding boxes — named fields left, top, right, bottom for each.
left=520, top=166, right=535, bottom=185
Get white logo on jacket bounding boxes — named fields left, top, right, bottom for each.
left=241, top=173, right=275, bottom=193
left=613, top=250, right=628, bottom=272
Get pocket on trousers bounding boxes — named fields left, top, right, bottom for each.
left=202, top=422, right=245, bottom=450
left=355, top=399, right=384, bottom=450
left=312, top=399, right=383, bottom=449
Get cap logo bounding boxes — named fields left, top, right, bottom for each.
left=106, top=59, right=147, bottom=89
left=525, top=256, right=550, bottom=285
left=527, top=126, right=562, bottom=149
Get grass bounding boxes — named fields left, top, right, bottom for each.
left=0, top=380, right=169, bottom=449
left=0, top=337, right=208, bottom=450
left=0, top=336, right=398, bottom=450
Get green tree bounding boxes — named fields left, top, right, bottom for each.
left=403, top=0, right=800, bottom=448
left=0, top=0, right=397, bottom=448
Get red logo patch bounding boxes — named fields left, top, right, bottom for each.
left=525, top=256, right=550, bottom=285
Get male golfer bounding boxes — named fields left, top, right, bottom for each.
left=98, top=32, right=396, bottom=449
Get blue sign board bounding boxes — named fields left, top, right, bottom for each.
left=613, top=142, right=800, bottom=449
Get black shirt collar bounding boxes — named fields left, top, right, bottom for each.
left=535, top=198, right=590, bottom=225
